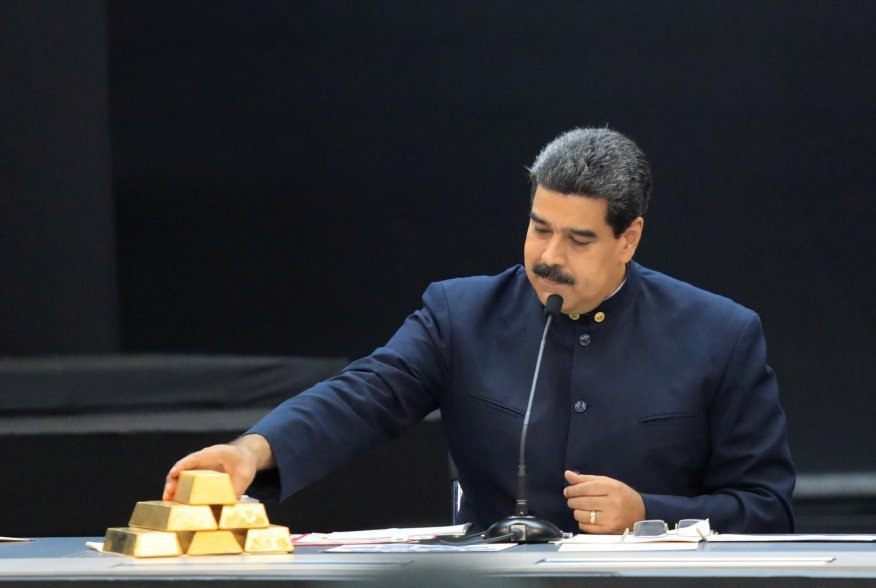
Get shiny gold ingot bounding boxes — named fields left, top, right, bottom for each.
left=177, top=530, right=244, bottom=555
left=103, top=527, right=182, bottom=558
left=213, top=502, right=269, bottom=529
left=174, top=470, right=237, bottom=505
left=128, top=501, right=218, bottom=531
left=236, top=525, right=294, bottom=553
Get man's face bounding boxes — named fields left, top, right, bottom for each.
left=524, top=186, right=643, bottom=315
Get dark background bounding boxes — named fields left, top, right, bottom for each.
left=2, top=1, right=876, bottom=534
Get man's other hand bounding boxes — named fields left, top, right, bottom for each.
left=563, top=470, right=646, bottom=534
left=162, top=434, right=274, bottom=501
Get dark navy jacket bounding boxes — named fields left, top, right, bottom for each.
left=249, top=262, right=795, bottom=533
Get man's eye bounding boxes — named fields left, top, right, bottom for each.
left=571, top=239, right=592, bottom=247
left=533, top=227, right=551, bottom=235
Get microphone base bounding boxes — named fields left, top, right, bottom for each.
left=484, top=515, right=563, bottom=543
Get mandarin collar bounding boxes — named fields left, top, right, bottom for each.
left=554, top=261, right=641, bottom=327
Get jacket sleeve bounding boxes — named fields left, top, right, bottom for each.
left=640, top=312, right=796, bottom=532
left=246, top=283, right=452, bottom=501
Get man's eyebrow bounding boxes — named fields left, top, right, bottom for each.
left=529, top=211, right=548, bottom=224
left=569, top=228, right=598, bottom=239
left=529, top=211, right=597, bottom=239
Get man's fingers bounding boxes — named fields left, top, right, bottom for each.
left=563, top=472, right=646, bottom=534
left=230, top=478, right=251, bottom=498
left=175, top=447, right=231, bottom=473
left=565, top=470, right=608, bottom=484
left=162, top=479, right=177, bottom=501
left=567, top=495, right=605, bottom=513
left=162, top=446, right=231, bottom=500
left=162, top=444, right=259, bottom=501
left=564, top=482, right=610, bottom=498
left=564, top=470, right=583, bottom=484
left=571, top=508, right=613, bottom=534
left=565, top=484, right=608, bottom=498
left=572, top=509, right=601, bottom=525
left=163, top=459, right=196, bottom=501
left=163, top=459, right=193, bottom=501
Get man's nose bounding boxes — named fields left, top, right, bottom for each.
left=541, top=236, right=566, bottom=266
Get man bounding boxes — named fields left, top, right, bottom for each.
left=164, top=128, right=795, bottom=534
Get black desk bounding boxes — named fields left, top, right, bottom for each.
left=2, top=537, right=876, bottom=587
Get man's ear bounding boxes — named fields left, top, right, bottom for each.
left=620, top=217, right=644, bottom=262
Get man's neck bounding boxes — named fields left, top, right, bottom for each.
left=604, top=264, right=628, bottom=301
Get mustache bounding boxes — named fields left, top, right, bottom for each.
left=533, top=263, right=575, bottom=285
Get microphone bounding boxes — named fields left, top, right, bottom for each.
left=483, top=293, right=564, bottom=543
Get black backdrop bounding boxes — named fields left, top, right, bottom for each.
left=3, top=1, right=876, bottom=478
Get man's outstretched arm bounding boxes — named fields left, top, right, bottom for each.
left=162, top=434, right=275, bottom=501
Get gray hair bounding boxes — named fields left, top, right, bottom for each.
left=528, top=127, right=652, bottom=236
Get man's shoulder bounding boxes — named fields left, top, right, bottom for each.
left=634, top=262, right=757, bottom=322
left=423, top=265, right=535, bottom=317
left=434, top=265, right=527, bottom=293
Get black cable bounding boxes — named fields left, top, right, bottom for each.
left=434, top=531, right=518, bottom=545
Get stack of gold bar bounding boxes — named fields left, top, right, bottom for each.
left=103, top=470, right=294, bottom=557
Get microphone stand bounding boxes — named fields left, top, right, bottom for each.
left=483, top=294, right=564, bottom=543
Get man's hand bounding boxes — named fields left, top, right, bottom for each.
left=563, top=470, right=645, bottom=534
left=162, top=434, right=274, bottom=501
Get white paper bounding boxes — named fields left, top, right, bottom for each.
left=558, top=542, right=701, bottom=552
left=560, top=533, right=701, bottom=544
left=326, top=543, right=515, bottom=553
left=295, top=523, right=471, bottom=545
left=707, top=533, right=876, bottom=542
left=541, top=556, right=834, bottom=567
left=86, top=541, right=127, bottom=555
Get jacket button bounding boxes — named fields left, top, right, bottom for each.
left=578, top=333, right=591, bottom=346
left=574, top=400, right=588, bottom=413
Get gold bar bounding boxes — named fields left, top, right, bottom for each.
left=173, top=470, right=237, bottom=505
left=213, top=502, right=269, bottom=529
left=177, top=530, right=244, bottom=555
left=103, top=527, right=182, bottom=558
left=129, top=500, right=218, bottom=531
left=238, top=525, right=294, bottom=553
